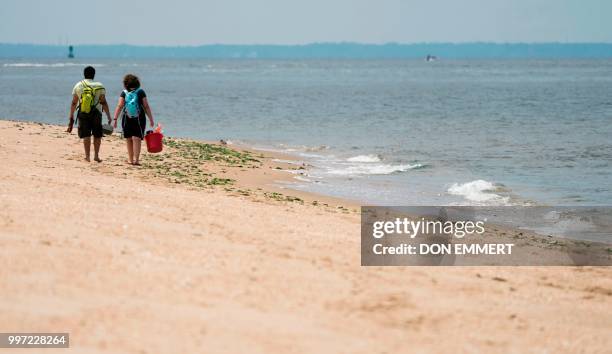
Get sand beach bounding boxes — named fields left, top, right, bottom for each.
left=0, top=119, right=611, bottom=353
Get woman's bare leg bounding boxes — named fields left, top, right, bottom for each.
left=132, top=137, right=142, bottom=165
left=126, top=138, right=134, bottom=164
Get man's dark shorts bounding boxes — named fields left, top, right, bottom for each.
left=77, top=109, right=103, bottom=139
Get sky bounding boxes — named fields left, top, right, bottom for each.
left=0, top=0, right=610, bottom=45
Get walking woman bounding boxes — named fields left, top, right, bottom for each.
left=113, top=74, right=155, bottom=165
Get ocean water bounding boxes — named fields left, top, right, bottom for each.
left=1, top=58, right=611, bottom=207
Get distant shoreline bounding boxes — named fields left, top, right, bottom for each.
left=3, top=42, right=612, bottom=59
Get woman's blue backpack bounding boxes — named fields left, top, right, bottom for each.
left=124, top=88, right=142, bottom=118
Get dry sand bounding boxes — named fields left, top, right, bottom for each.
left=0, top=120, right=611, bottom=354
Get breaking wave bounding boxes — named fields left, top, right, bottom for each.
left=327, top=162, right=423, bottom=176
left=447, top=180, right=511, bottom=205
left=346, top=154, right=382, bottom=163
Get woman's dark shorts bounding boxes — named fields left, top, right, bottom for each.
left=122, top=115, right=146, bottom=139
left=77, top=109, right=103, bottom=139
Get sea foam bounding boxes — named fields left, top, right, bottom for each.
left=327, top=163, right=423, bottom=176
left=346, top=154, right=382, bottom=163
left=447, top=180, right=510, bottom=205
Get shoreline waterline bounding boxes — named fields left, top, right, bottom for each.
left=2, top=58, right=610, bottom=207
left=4, top=118, right=611, bottom=244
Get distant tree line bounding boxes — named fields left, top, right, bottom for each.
left=2, top=42, right=612, bottom=59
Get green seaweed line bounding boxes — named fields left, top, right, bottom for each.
left=139, top=137, right=262, bottom=187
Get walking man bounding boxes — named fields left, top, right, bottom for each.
left=67, top=66, right=112, bottom=162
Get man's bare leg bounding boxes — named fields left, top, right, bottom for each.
left=132, top=137, right=142, bottom=165
left=83, top=137, right=91, bottom=162
left=126, top=138, right=134, bottom=164
left=93, top=137, right=102, bottom=162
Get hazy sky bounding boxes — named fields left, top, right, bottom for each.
left=1, top=0, right=610, bottom=45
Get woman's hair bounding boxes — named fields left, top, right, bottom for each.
left=123, top=74, right=141, bottom=90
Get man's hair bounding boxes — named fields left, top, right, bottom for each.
left=123, top=74, right=141, bottom=90
left=83, top=66, right=95, bottom=79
